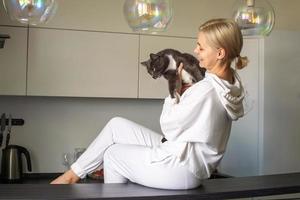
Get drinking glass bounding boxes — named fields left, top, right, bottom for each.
left=74, top=148, right=86, bottom=161
left=62, top=152, right=74, bottom=171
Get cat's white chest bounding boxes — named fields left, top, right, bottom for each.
left=181, top=70, right=193, bottom=84
left=166, top=55, right=177, bottom=70
left=166, top=55, right=193, bottom=84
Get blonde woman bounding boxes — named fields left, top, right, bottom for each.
left=51, top=18, right=248, bottom=190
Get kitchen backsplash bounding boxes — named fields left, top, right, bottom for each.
left=0, top=96, right=163, bottom=173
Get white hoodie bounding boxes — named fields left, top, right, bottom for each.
left=152, top=69, right=245, bottom=179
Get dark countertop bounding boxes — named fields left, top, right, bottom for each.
left=0, top=173, right=104, bottom=184
left=0, top=171, right=228, bottom=184
left=0, top=172, right=299, bottom=199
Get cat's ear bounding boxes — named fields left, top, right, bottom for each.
left=150, top=53, right=159, bottom=60
left=141, top=60, right=149, bottom=67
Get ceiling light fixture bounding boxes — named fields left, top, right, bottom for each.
left=233, top=0, right=275, bottom=36
left=123, top=0, right=173, bottom=34
left=2, top=0, right=58, bottom=25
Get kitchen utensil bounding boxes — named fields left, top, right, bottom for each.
left=1, top=145, right=32, bottom=183
left=5, top=114, right=12, bottom=147
left=0, top=113, right=6, bottom=147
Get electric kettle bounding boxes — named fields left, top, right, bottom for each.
left=1, top=145, right=32, bottom=183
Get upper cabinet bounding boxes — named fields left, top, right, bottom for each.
left=27, top=29, right=139, bottom=98
left=0, top=0, right=261, bottom=101
left=0, top=0, right=237, bottom=98
left=0, top=26, right=27, bottom=95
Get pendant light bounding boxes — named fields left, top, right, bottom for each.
left=123, top=0, right=173, bottom=33
left=2, top=0, right=58, bottom=26
left=233, top=0, right=275, bottom=36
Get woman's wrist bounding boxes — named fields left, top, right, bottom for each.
left=181, top=83, right=193, bottom=94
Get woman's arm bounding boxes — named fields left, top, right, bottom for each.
left=160, top=84, right=217, bottom=141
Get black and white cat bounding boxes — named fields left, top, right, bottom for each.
left=141, top=48, right=206, bottom=103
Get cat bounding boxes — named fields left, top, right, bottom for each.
left=141, top=48, right=206, bottom=103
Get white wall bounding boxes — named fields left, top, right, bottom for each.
left=263, top=30, right=300, bottom=175
left=0, top=97, right=163, bottom=172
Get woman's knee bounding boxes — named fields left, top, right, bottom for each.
left=103, top=144, right=120, bottom=163
left=103, top=144, right=133, bottom=166
left=103, top=145, right=128, bottom=183
left=107, top=116, right=128, bottom=127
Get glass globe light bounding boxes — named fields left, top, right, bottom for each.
left=233, top=0, right=275, bottom=36
left=2, top=0, right=58, bottom=25
left=123, top=0, right=173, bottom=33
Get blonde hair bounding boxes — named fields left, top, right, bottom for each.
left=199, top=18, right=249, bottom=70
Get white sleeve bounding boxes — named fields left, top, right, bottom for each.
left=160, top=86, right=216, bottom=141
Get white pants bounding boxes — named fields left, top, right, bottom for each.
left=71, top=117, right=201, bottom=190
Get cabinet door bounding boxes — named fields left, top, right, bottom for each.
left=27, top=29, right=139, bottom=98
left=0, top=26, right=27, bottom=95
left=139, top=35, right=196, bottom=98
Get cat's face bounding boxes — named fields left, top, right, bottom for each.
left=141, top=53, right=168, bottom=79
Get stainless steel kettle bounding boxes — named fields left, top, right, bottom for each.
left=1, top=145, right=32, bottom=183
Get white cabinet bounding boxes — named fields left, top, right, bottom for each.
left=27, top=29, right=139, bottom=98
left=0, top=26, right=27, bottom=95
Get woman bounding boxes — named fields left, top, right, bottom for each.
left=51, top=18, right=248, bottom=190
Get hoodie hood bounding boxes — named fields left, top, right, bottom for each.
left=206, top=70, right=244, bottom=120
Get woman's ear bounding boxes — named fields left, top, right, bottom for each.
left=217, top=48, right=226, bottom=60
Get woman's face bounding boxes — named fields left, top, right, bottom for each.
left=194, top=32, right=220, bottom=72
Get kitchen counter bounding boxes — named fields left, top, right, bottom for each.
left=0, top=172, right=299, bottom=199
left=0, top=173, right=103, bottom=184
left=0, top=171, right=228, bottom=184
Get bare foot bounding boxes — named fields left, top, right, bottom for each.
left=50, top=170, right=80, bottom=184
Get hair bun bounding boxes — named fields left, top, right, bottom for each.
left=236, top=55, right=249, bottom=69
